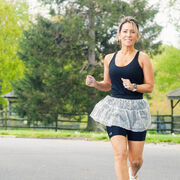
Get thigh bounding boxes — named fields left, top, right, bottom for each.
left=127, top=130, right=146, bottom=160
left=110, top=135, right=128, bottom=155
left=106, top=126, right=128, bottom=154
left=128, top=140, right=145, bottom=161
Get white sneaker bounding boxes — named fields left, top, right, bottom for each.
left=128, top=166, right=138, bottom=180
left=130, top=176, right=138, bottom=180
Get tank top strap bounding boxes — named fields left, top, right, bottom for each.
left=135, top=50, right=140, bottom=59
left=109, top=52, right=117, bottom=66
left=112, top=52, right=118, bottom=61
left=133, top=50, right=140, bottom=65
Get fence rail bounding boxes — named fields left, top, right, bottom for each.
left=0, top=111, right=179, bottom=133
left=148, top=114, right=180, bottom=133
left=0, top=111, right=89, bottom=131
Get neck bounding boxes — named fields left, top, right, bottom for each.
left=120, top=46, right=136, bottom=55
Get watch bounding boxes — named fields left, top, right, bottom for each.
left=132, top=83, right=137, bottom=92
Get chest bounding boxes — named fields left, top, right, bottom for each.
left=109, top=53, right=143, bottom=80
left=115, top=54, right=136, bottom=67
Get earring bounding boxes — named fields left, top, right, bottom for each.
left=117, top=39, right=121, bottom=44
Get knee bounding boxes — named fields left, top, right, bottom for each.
left=114, top=150, right=128, bottom=162
left=130, top=158, right=143, bottom=169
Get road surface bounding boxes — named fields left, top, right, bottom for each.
left=0, top=137, right=179, bottom=180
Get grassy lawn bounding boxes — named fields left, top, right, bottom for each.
left=0, top=128, right=180, bottom=144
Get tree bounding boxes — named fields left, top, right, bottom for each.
left=0, top=0, right=29, bottom=104
left=13, top=16, right=89, bottom=125
left=38, top=0, right=162, bottom=130
left=41, top=0, right=162, bottom=56
left=154, top=45, right=180, bottom=92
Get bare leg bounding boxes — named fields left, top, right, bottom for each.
left=128, top=141, right=145, bottom=177
left=110, top=135, right=129, bottom=180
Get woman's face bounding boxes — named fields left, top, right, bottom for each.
left=118, top=22, right=139, bottom=47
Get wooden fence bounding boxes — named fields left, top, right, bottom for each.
left=0, top=111, right=89, bottom=131
left=0, top=110, right=180, bottom=133
left=149, top=114, right=180, bottom=133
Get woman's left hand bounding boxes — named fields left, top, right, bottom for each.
left=121, top=78, right=133, bottom=91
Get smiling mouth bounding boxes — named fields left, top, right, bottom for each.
left=125, top=39, right=132, bottom=42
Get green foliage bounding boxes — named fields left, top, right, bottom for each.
left=154, top=46, right=180, bottom=92
left=0, top=0, right=29, bottom=102
left=13, top=16, right=100, bottom=124
left=41, top=0, right=162, bottom=57
left=14, top=17, right=68, bottom=123
left=14, top=0, right=163, bottom=128
left=39, top=0, right=163, bottom=130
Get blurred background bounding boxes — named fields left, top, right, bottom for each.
left=0, top=0, right=179, bottom=133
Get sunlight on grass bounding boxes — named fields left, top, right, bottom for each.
left=0, top=129, right=179, bottom=143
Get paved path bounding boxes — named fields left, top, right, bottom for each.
left=0, top=137, right=179, bottom=180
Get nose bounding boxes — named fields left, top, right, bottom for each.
left=127, top=31, right=131, bottom=37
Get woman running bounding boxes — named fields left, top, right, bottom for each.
left=86, top=16, right=154, bottom=180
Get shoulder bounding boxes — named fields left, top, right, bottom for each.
left=139, top=51, right=150, bottom=59
left=138, top=51, right=152, bottom=68
left=104, top=53, right=115, bottom=66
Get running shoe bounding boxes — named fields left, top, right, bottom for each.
left=128, top=166, right=138, bottom=180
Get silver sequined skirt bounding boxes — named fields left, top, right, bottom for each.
left=90, top=95, right=151, bottom=132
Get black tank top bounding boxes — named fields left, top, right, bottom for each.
left=109, top=51, right=144, bottom=99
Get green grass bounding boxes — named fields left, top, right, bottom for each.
left=146, top=132, right=180, bottom=144
left=0, top=129, right=180, bottom=143
left=0, top=129, right=109, bottom=140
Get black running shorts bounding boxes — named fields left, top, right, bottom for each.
left=106, top=126, right=147, bottom=141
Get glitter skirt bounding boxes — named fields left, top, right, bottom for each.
left=90, top=95, right=151, bottom=132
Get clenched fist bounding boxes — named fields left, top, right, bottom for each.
left=121, top=78, right=133, bottom=90
left=86, top=75, right=97, bottom=87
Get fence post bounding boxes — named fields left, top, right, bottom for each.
left=171, top=116, right=174, bottom=133
left=157, top=111, right=160, bottom=133
left=4, top=109, right=8, bottom=130
left=171, top=100, right=174, bottom=133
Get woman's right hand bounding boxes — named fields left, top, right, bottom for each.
left=86, top=75, right=97, bottom=88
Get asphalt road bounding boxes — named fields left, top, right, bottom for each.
left=0, top=137, right=179, bottom=180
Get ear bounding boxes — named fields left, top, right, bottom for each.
left=136, top=34, right=139, bottom=41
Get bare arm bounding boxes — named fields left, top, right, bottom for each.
left=137, top=52, right=154, bottom=93
left=122, top=52, right=154, bottom=93
left=86, top=54, right=112, bottom=92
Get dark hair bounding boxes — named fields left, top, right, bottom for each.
left=118, top=16, right=139, bottom=33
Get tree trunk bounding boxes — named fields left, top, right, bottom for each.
left=86, top=2, right=97, bottom=131
left=86, top=114, right=98, bottom=131
left=88, top=2, right=96, bottom=66
left=86, top=113, right=106, bottom=132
